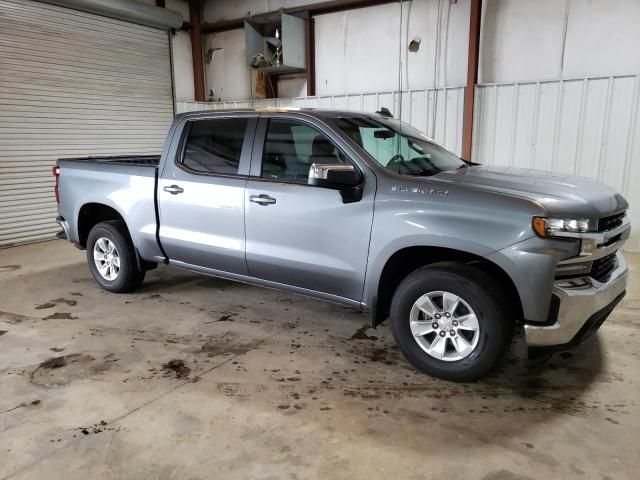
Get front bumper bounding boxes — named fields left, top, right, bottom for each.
left=524, top=251, right=627, bottom=347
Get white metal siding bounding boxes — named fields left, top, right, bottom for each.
left=176, top=87, right=466, bottom=156
left=0, top=0, right=174, bottom=247
left=473, top=75, right=640, bottom=251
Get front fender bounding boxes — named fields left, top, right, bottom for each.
left=486, top=236, right=579, bottom=324
left=362, top=232, right=504, bottom=318
left=361, top=179, right=555, bottom=325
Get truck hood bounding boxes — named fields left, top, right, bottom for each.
left=434, top=165, right=627, bottom=218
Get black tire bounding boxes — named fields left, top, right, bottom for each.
left=86, top=221, right=145, bottom=293
left=390, top=262, right=512, bottom=382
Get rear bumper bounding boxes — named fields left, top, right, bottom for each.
left=56, top=216, right=71, bottom=240
left=524, top=251, right=627, bottom=347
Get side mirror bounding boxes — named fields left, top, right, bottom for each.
left=308, top=164, right=361, bottom=188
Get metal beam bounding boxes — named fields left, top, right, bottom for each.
left=189, top=0, right=205, bottom=101
left=462, top=0, right=482, bottom=161
left=202, top=0, right=399, bottom=34
left=305, top=16, right=316, bottom=96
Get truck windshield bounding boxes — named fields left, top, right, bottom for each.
left=332, top=116, right=466, bottom=176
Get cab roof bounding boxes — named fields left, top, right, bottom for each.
left=175, top=107, right=392, bottom=120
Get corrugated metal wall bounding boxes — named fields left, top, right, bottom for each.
left=473, top=75, right=640, bottom=251
left=0, top=0, right=174, bottom=247
left=176, top=87, right=466, bottom=156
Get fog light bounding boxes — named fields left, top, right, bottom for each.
left=581, top=239, right=596, bottom=255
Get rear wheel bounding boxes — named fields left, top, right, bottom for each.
left=390, top=263, right=511, bottom=382
left=86, top=221, right=145, bottom=293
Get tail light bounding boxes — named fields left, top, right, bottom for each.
left=52, top=165, right=60, bottom=203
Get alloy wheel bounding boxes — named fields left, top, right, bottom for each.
left=409, top=291, right=480, bottom=361
left=93, top=237, right=120, bottom=281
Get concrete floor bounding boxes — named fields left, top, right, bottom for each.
left=0, top=240, right=638, bottom=480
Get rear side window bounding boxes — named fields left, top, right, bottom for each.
left=182, top=118, right=249, bottom=175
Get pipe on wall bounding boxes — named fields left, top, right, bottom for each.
left=34, top=0, right=183, bottom=29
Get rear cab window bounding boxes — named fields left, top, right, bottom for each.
left=181, top=118, right=249, bottom=175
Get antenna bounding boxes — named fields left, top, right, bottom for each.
left=375, top=107, right=393, bottom=118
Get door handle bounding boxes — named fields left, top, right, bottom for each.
left=163, top=185, right=184, bottom=195
left=249, top=194, right=276, bottom=205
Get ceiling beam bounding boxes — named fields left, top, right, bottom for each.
left=202, top=0, right=399, bottom=34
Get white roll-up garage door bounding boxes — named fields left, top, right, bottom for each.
left=0, top=0, right=175, bottom=247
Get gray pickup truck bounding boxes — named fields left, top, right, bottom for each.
left=54, top=108, right=630, bottom=381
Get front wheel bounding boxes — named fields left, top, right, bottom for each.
left=390, top=263, right=512, bottom=382
left=86, top=221, right=145, bottom=293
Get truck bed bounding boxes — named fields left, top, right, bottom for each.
left=57, top=154, right=160, bottom=167
left=56, top=153, right=163, bottom=260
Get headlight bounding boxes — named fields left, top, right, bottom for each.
left=532, top=217, right=591, bottom=238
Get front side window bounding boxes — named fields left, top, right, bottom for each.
left=332, top=116, right=465, bottom=176
left=261, top=119, right=348, bottom=183
left=182, top=118, right=249, bottom=175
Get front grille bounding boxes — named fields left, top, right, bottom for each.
left=598, top=212, right=625, bottom=232
left=590, top=252, right=617, bottom=283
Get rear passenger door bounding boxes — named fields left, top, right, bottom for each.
left=158, top=115, right=257, bottom=274
left=244, top=115, right=375, bottom=302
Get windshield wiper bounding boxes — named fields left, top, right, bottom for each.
left=405, top=169, right=439, bottom=176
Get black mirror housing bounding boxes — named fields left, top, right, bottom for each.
left=326, top=168, right=361, bottom=187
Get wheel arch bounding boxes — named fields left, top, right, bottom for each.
left=77, top=203, right=129, bottom=248
left=369, top=245, right=524, bottom=328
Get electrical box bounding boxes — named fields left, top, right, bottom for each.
left=244, top=12, right=306, bottom=74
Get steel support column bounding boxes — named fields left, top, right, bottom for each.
left=462, top=0, right=482, bottom=161
left=306, top=16, right=316, bottom=96
left=189, top=0, right=205, bottom=101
